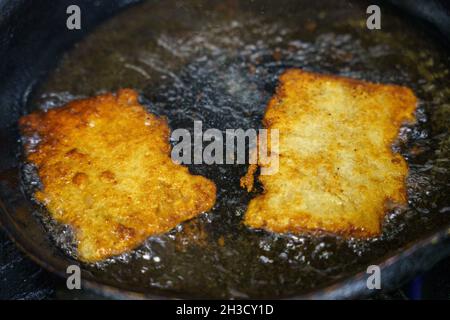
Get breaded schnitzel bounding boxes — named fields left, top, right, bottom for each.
left=241, top=69, right=417, bottom=237
left=19, top=89, right=216, bottom=262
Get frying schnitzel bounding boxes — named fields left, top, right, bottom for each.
left=19, top=89, right=216, bottom=262
left=241, top=69, right=417, bottom=237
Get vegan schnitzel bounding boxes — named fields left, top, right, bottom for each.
left=19, top=89, right=216, bottom=262
left=241, top=69, right=417, bottom=237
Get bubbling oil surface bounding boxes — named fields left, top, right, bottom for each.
left=23, top=0, right=450, bottom=298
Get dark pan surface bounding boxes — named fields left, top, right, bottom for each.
left=1, top=0, right=450, bottom=299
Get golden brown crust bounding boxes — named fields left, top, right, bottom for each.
left=240, top=164, right=257, bottom=192
left=243, top=69, right=417, bottom=237
left=19, top=89, right=216, bottom=262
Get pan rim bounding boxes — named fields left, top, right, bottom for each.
left=1, top=196, right=449, bottom=300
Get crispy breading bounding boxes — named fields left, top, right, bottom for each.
left=19, top=89, right=216, bottom=262
left=242, top=69, right=417, bottom=237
